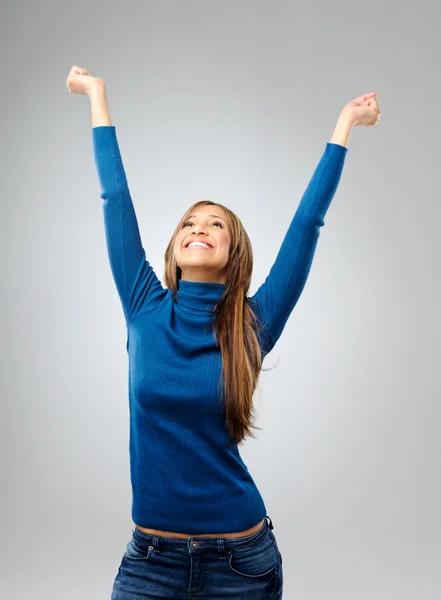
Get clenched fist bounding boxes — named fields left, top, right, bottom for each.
left=66, top=64, right=104, bottom=96
left=341, top=92, right=381, bottom=127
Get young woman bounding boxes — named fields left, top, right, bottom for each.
left=66, top=64, right=380, bottom=600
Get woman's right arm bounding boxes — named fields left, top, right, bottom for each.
left=89, top=81, right=112, bottom=127
left=89, top=81, right=165, bottom=324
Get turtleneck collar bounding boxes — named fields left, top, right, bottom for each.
left=176, top=278, right=226, bottom=313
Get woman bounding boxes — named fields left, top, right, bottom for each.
left=66, top=64, right=380, bottom=600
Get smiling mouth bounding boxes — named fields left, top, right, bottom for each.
left=186, top=246, right=213, bottom=250
left=185, top=243, right=213, bottom=249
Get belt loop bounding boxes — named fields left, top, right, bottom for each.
left=152, top=534, right=161, bottom=553
left=217, top=537, right=225, bottom=554
left=265, top=515, right=274, bottom=530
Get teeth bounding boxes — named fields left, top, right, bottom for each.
left=188, top=242, right=211, bottom=248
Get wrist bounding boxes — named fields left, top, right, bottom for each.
left=88, top=79, right=106, bottom=98
left=330, top=114, right=355, bottom=148
left=88, top=80, right=112, bottom=127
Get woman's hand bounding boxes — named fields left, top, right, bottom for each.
left=66, top=64, right=104, bottom=96
left=340, top=92, right=381, bottom=127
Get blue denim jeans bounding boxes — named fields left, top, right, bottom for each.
left=111, top=514, right=283, bottom=599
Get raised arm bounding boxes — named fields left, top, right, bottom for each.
left=88, top=81, right=165, bottom=324
left=249, top=93, right=380, bottom=354
left=249, top=140, right=348, bottom=354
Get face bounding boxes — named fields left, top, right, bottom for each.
left=174, top=205, right=231, bottom=283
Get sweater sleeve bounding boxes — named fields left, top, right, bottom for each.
left=92, top=126, right=165, bottom=324
left=249, top=142, right=348, bottom=354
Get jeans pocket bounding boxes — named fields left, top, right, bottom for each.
left=227, top=537, right=278, bottom=578
left=123, top=537, right=151, bottom=561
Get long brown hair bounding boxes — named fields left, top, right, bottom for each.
left=164, top=200, right=272, bottom=447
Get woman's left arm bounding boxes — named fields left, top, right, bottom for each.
left=249, top=93, right=380, bottom=354
left=330, top=114, right=355, bottom=148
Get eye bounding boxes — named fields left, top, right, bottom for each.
left=182, top=220, right=224, bottom=228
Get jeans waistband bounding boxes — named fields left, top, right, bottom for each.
left=132, top=514, right=274, bottom=554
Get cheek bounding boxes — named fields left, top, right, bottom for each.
left=175, top=233, right=185, bottom=250
left=221, top=234, right=231, bottom=250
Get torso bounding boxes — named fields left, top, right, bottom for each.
left=135, top=517, right=265, bottom=539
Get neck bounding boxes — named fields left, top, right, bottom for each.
left=180, top=274, right=227, bottom=284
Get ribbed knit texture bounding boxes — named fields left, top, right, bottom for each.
left=92, top=125, right=348, bottom=533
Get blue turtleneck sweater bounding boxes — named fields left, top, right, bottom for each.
left=92, top=125, right=348, bottom=533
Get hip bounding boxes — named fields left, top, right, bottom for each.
left=112, top=514, right=283, bottom=599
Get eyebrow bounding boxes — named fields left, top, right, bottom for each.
left=187, top=214, right=227, bottom=222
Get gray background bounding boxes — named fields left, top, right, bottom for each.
left=2, top=1, right=440, bottom=599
